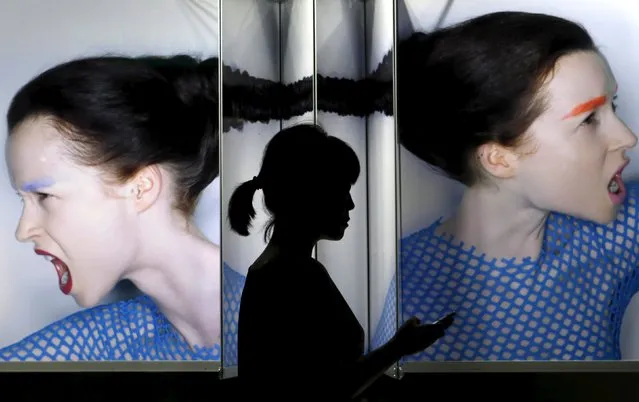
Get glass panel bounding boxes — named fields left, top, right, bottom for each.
left=0, top=0, right=221, bottom=364
left=363, top=0, right=399, bottom=377
left=396, top=0, right=468, bottom=370
left=396, top=0, right=639, bottom=370
left=314, top=0, right=369, bottom=359
left=220, top=0, right=314, bottom=376
left=314, top=0, right=398, bottom=379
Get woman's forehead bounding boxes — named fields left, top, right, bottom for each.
left=542, top=52, right=616, bottom=115
left=7, top=117, right=101, bottom=188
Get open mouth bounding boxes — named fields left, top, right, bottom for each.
left=608, top=175, right=622, bottom=194
left=608, top=161, right=629, bottom=204
left=35, top=249, right=73, bottom=295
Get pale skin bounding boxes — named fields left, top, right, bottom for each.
left=5, top=116, right=221, bottom=350
left=438, top=50, right=638, bottom=262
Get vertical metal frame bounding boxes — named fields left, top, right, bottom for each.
left=312, top=0, right=318, bottom=125
left=217, top=0, right=226, bottom=378
left=311, top=0, right=318, bottom=261
left=363, top=0, right=373, bottom=362
left=391, top=0, right=404, bottom=380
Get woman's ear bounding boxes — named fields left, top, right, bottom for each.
left=476, top=142, right=520, bottom=179
left=114, top=165, right=163, bottom=213
left=133, top=165, right=162, bottom=213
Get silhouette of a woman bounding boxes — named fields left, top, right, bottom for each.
left=228, top=123, right=454, bottom=401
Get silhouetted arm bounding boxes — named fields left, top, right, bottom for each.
left=340, top=339, right=403, bottom=399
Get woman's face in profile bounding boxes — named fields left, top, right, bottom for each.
left=505, top=51, right=637, bottom=224
left=316, top=180, right=354, bottom=241
left=5, top=116, right=139, bottom=307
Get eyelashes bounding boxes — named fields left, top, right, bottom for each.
left=16, top=192, right=50, bottom=203
left=581, top=97, right=618, bottom=127
left=582, top=112, right=597, bottom=126
left=35, top=192, right=50, bottom=201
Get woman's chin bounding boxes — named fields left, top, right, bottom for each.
left=71, top=290, right=102, bottom=309
left=320, top=229, right=347, bottom=242
left=576, top=203, right=620, bottom=226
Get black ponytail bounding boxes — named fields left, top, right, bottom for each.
left=227, top=124, right=360, bottom=243
left=228, top=178, right=260, bottom=236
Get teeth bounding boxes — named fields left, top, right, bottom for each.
left=60, top=272, right=69, bottom=286
left=609, top=180, right=620, bottom=194
left=43, top=255, right=53, bottom=262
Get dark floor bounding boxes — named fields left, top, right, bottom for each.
left=363, top=373, right=639, bottom=402
left=3, top=371, right=639, bottom=402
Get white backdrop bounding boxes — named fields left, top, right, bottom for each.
left=0, top=0, right=220, bottom=348
left=398, top=0, right=639, bottom=359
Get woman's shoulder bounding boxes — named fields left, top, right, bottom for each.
left=402, top=216, right=444, bottom=237
left=248, top=253, right=322, bottom=278
left=622, top=180, right=639, bottom=222
left=48, top=295, right=157, bottom=336
left=0, top=295, right=152, bottom=361
left=243, top=254, right=329, bottom=302
left=68, top=295, right=157, bottom=330
left=401, top=218, right=452, bottom=255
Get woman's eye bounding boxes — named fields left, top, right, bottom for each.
left=582, top=112, right=598, bottom=126
left=35, top=192, right=50, bottom=201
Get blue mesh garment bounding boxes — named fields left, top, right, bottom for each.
left=222, top=263, right=246, bottom=366
left=0, top=294, right=221, bottom=361
left=371, top=275, right=397, bottom=350
left=374, top=181, right=639, bottom=361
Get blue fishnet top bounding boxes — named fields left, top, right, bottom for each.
left=373, top=181, right=639, bottom=361
left=222, top=263, right=245, bottom=366
left=0, top=294, right=221, bottom=361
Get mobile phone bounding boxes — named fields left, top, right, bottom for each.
left=433, top=311, right=456, bottom=325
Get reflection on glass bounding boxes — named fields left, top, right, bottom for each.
left=232, top=123, right=365, bottom=399
left=315, top=0, right=369, bottom=358
left=220, top=0, right=314, bottom=371
left=313, top=0, right=403, bottom=392
left=363, top=0, right=399, bottom=357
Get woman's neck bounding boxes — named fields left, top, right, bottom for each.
left=125, top=219, right=221, bottom=349
left=439, top=184, right=549, bottom=262
left=265, top=227, right=318, bottom=258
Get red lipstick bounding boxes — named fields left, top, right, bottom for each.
left=34, top=249, right=73, bottom=295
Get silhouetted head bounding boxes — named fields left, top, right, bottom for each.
left=398, top=11, right=636, bottom=224
left=5, top=55, right=219, bottom=307
left=228, top=123, right=359, bottom=243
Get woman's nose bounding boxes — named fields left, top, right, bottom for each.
left=15, top=206, right=41, bottom=243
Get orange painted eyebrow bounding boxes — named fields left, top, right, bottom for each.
left=562, top=95, right=607, bottom=119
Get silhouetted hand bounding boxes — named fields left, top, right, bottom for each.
left=391, top=312, right=455, bottom=357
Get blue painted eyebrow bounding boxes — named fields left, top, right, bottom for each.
left=20, top=177, right=55, bottom=192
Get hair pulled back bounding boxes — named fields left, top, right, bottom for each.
left=227, top=123, right=360, bottom=242
left=397, top=11, right=597, bottom=184
left=7, top=54, right=220, bottom=215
